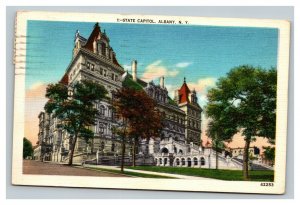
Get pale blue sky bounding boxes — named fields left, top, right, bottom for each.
left=26, top=20, right=278, bottom=107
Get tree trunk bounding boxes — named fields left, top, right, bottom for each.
left=68, top=134, right=78, bottom=166
left=120, top=135, right=126, bottom=172
left=243, top=138, right=251, bottom=180
left=215, top=141, right=218, bottom=170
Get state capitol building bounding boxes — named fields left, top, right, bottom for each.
left=34, top=23, right=254, bottom=170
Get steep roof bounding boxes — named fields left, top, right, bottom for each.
left=60, top=73, right=69, bottom=85
left=178, top=78, right=191, bottom=104
left=83, top=23, right=101, bottom=52
left=123, top=74, right=144, bottom=91
left=83, top=23, right=121, bottom=67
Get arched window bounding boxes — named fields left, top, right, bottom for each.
left=181, top=158, right=185, bottom=166
left=99, top=105, right=105, bottom=116
left=176, top=158, right=180, bottom=166
left=194, top=157, right=198, bottom=166
left=161, top=147, right=169, bottom=154
left=179, top=149, right=183, bottom=154
left=201, top=157, right=205, bottom=166
left=159, top=158, right=162, bottom=164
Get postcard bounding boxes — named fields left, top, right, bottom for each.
left=12, top=11, right=290, bottom=194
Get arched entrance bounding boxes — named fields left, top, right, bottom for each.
left=201, top=157, right=205, bottom=166
left=187, top=158, right=192, bottom=167
left=176, top=158, right=180, bottom=166
left=193, top=157, right=198, bottom=166
left=163, top=158, right=168, bottom=166
left=181, top=158, right=185, bottom=166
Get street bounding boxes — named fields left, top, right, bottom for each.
left=23, top=160, right=128, bottom=177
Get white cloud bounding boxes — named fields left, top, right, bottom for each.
left=165, top=84, right=177, bottom=99
left=168, top=70, right=179, bottom=77
left=175, top=62, right=192, bottom=68
left=123, top=64, right=131, bottom=71
left=141, top=60, right=180, bottom=82
left=187, top=77, right=217, bottom=95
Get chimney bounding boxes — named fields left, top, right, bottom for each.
left=131, top=60, right=137, bottom=82
left=174, top=90, right=179, bottom=103
left=160, top=76, right=165, bottom=88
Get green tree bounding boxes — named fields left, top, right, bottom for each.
left=206, top=118, right=237, bottom=169
left=263, top=146, right=275, bottom=166
left=44, top=79, right=108, bottom=165
left=206, top=65, right=276, bottom=180
left=23, top=137, right=33, bottom=159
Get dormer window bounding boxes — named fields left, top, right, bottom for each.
left=101, top=42, right=106, bottom=56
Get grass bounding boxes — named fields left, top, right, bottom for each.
left=125, top=166, right=274, bottom=181
left=84, top=167, right=177, bottom=179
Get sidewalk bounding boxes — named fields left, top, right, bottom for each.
left=83, top=164, right=221, bottom=180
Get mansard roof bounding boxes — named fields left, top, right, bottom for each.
left=121, top=72, right=146, bottom=90
left=178, top=78, right=191, bottom=104
left=83, top=23, right=101, bottom=51
left=60, top=73, right=69, bottom=85
left=82, top=23, right=121, bottom=67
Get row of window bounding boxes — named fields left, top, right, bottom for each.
left=156, top=157, right=205, bottom=166
left=163, top=113, right=185, bottom=125
left=188, top=119, right=200, bottom=129
left=188, top=109, right=200, bottom=118
left=99, top=141, right=116, bottom=152
left=86, top=61, right=119, bottom=82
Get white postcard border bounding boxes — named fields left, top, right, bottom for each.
left=12, top=11, right=290, bottom=194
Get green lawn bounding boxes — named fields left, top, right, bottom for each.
left=84, top=167, right=177, bottom=179
left=126, top=166, right=274, bottom=181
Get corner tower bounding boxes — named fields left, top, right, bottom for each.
left=176, top=77, right=202, bottom=145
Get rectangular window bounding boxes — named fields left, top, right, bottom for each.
left=111, top=73, right=114, bottom=80
left=104, top=70, right=107, bottom=77
left=87, top=62, right=90, bottom=69
left=91, top=64, right=94, bottom=71
left=100, top=68, right=103, bottom=75
left=115, top=75, right=118, bottom=81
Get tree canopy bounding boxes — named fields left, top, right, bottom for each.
left=263, top=146, right=275, bottom=165
left=206, top=65, right=277, bottom=179
left=113, top=87, right=163, bottom=168
left=44, top=79, right=108, bottom=165
left=23, top=137, right=33, bottom=159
